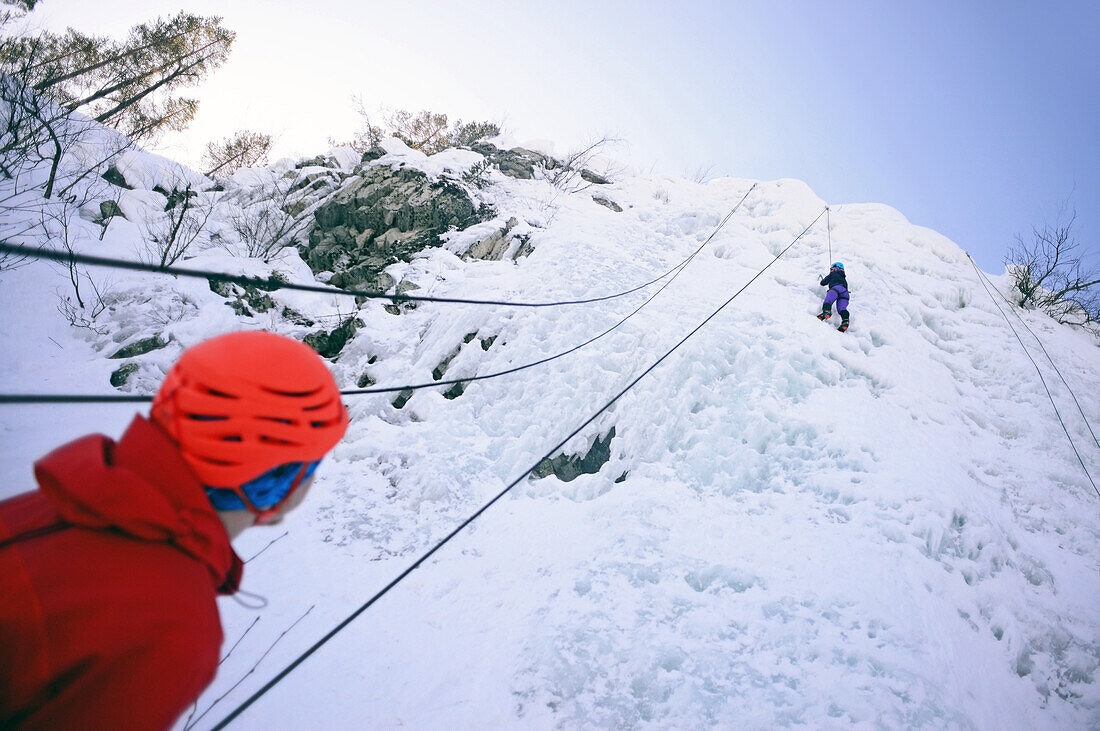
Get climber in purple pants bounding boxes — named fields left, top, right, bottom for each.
left=817, top=262, right=850, bottom=332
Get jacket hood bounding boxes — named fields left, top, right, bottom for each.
left=33, top=415, right=242, bottom=592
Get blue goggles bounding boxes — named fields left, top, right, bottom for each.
left=205, top=459, right=322, bottom=512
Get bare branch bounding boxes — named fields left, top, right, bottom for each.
left=1005, top=206, right=1099, bottom=331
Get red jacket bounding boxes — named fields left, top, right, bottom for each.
left=0, top=415, right=243, bottom=730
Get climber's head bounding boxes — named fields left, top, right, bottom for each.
left=151, top=331, right=348, bottom=525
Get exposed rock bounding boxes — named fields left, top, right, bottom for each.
left=164, top=188, right=197, bottom=210
left=374, top=271, right=396, bottom=292
left=108, top=334, right=167, bottom=359
left=304, top=163, right=489, bottom=289
left=228, top=300, right=252, bottom=317
left=532, top=427, right=616, bottom=482
left=281, top=306, right=315, bottom=327
left=469, top=143, right=558, bottom=180
left=443, top=381, right=466, bottom=400
left=466, top=217, right=521, bottom=261
left=292, top=169, right=339, bottom=193
left=480, top=335, right=497, bottom=351
left=592, top=195, right=622, bottom=212
left=303, top=316, right=362, bottom=359
left=296, top=155, right=335, bottom=169
left=209, top=280, right=274, bottom=318
left=392, top=389, right=413, bottom=409
left=208, top=279, right=234, bottom=297
left=360, top=146, right=387, bottom=165
left=102, top=166, right=132, bottom=189
left=99, top=200, right=124, bottom=221
left=513, top=235, right=535, bottom=259
left=283, top=196, right=314, bottom=218
left=432, top=344, right=462, bottom=381
left=110, top=363, right=139, bottom=388
left=581, top=169, right=611, bottom=185
left=357, top=372, right=376, bottom=388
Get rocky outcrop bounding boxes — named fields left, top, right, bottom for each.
left=580, top=169, right=611, bottom=185
left=469, top=142, right=558, bottom=180
left=99, top=200, right=124, bottom=221
left=108, top=334, right=167, bottom=359
left=532, top=428, right=616, bottom=482
left=303, top=316, right=362, bottom=359
left=592, top=195, right=622, bottom=212
left=304, top=163, right=490, bottom=289
left=110, top=363, right=139, bottom=388
left=466, top=217, right=520, bottom=261
left=208, top=280, right=275, bottom=318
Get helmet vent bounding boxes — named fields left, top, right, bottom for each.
left=203, top=387, right=239, bottom=399
left=262, top=386, right=323, bottom=398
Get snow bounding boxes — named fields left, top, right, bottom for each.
left=112, top=148, right=211, bottom=192
left=2, top=128, right=1100, bottom=730
left=327, top=145, right=361, bottom=171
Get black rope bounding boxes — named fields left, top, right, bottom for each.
left=0, top=393, right=152, bottom=404
left=967, top=254, right=1098, bottom=498
left=0, top=207, right=739, bottom=309
left=0, top=187, right=759, bottom=406
left=209, top=206, right=825, bottom=730
left=972, top=265, right=1099, bottom=452
left=826, top=205, right=832, bottom=265
left=345, top=185, right=757, bottom=395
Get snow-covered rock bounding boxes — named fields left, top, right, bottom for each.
left=108, top=149, right=211, bottom=192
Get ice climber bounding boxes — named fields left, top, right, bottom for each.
left=817, top=262, right=851, bottom=332
left=0, top=331, right=348, bottom=729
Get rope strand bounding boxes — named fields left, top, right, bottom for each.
left=967, top=254, right=1098, bottom=498
left=208, top=207, right=825, bottom=729
left=0, top=187, right=758, bottom=406
left=973, top=266, right=1099, bottom=452
left=0, top=197, right=751, bottom=310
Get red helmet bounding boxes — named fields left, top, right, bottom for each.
left=152, top=331, right=348, bottom=488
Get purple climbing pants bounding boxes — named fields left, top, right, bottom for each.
left=823, top=285, right=849, bottom=313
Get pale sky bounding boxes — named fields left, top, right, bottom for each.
left=24, top=0, right=1099, bottom=271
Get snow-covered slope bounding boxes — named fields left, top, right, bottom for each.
left=1, top=139, right=1099, bottom=729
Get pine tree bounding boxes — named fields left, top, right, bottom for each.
left=202, top=130, right=272, bottom=177
left=2, top=12, right=235, bottom=142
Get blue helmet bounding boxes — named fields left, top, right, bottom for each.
left=831, top=262, right=844, bottom=270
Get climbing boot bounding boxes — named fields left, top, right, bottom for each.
left=837, top=312, right=850, bottom=332
left=816, top=303, right=832, bottom=321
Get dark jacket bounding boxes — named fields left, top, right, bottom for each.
left=820, top=269, right=848, bottom=290
left=0, top=416, right=243, bottom=730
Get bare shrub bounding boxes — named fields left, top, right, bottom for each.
left=688, top=164, right=716, bottom=184
left=42, top=199, right=113, bottom=333
left=1006, top=207, right=1099, bottom=331
left=144, top=187, right=218, bottom=266
left=549, top=135, right=621, bottom=193
left=232, top=177, right=313, bottom=262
